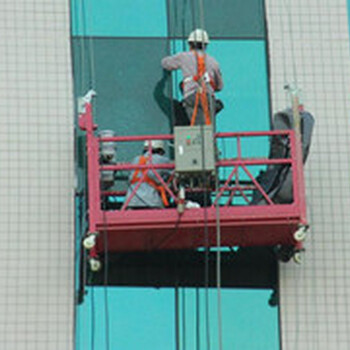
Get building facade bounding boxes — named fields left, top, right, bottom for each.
left=0, top=0, right=349, bottom=349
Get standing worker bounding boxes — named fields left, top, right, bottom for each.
left=126, top=140, right=171, bottom=209
left=161, top=29, right=224, bottom=126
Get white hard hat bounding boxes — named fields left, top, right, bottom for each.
left=144, top=140, right=165, bottom=151
left=188, top=29, right=210, bottom=44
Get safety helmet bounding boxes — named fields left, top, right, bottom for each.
left=144, top=140, right=165, bottom=151
left=188, top=29, right=210, bottom=44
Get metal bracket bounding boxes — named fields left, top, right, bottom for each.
left=77, top=89, right=97, bottom=114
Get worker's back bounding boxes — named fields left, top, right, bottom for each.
left=161, top=50, right=223, bottom=98
left=126, top=152, right=170, bottom=208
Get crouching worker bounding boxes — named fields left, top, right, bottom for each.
left=126, top=140, right=171, bottom=209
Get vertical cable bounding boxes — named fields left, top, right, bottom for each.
left=78, top=0, right=86, bottom=90
left=181, top=0, right=188, bottom=51
left=175, top=286, right=180, bottom=350
left=85, top=0, right=96, bottom=89
left=190, top=0, right=197, bottom=30
left=199, top=125, right=211, bottom=350
left=196, top=0, right=224, bottom=348
left=81, top=1, right=108, bottom=347
left=90, top=286, right=95, bottom=350
left=166, top=0, right=177, bottom=128
left=262, top=0, right=275, bottom=128
left=102, top=200, right=110, bottom=350
left=196, top=288, right=201, bottom=350
left=197, top=0, right=205, bottom=32
left=215, top=174, right=223, bottom=350
left=281, top=0, right=298, bottom=85
left=182, top=288, right=187, bottom=350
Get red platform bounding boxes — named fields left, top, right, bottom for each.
left=79, top=101, right=307, bottom=256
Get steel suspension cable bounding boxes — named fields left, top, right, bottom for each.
left=76, top=1, right=97, bottom=349
left=78, top=1, right=109, bottom=348
left=77, top=0, right=86, bottom=90
left=281, top=0, right=298, bottom=86
left=90, top=284, right=95, bottom=350
left=196, top=288, right=201, bottom=350
left=184, top=1, right=213, bottom=348
left=86, top=0, right=96, bottom=90
left=277, top=0, right=289, bottom=89
left=272, top=2, right=311, bottom=350
left=102, top=199, right=110, bottom=350
left=191, top=3, right=211, bottom=350
left=195, top=0, right=224, bottom=348
left=182, top=288, right=187, bottom=350
left=175, top=286, right=180, bottom=350
left=166, top=0, right=177, bottom=128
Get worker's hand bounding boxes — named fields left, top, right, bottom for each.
left=215, top=99, right=224, bottom=114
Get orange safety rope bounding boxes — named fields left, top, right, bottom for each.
left=190, top=52, right=212, bottom=126
left=130, top=155, right=169, bottom=207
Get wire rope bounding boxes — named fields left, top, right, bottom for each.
left=90, top=285, right=95, bottom=350
left=188, top=2, right=212, bottom=349
left=77, top=0, right=110, bottom=348
left=194, top=0, right=224, bottom=348
left=281, top=0, right=298, bottom=86
left=270, top=2, right=312, bottom=350
left=85, top=0, right=96, bottom=89
left=102, top=198, right=110, bottom=350
left=76, top=1, right=99, bottom=349
left=196, top=288, right=201, bottom=350
left=277, top=0, right=289, bottom=90
left=175, top=286, right=181, bottom=350
left=77, top=0, right=86, bottom=91
left=166, top=0, right=177, bottom=128
left=214, top=169, right=223, bottom=350
left=181, top=288, right=187, bottom=350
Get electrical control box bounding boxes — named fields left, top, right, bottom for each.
left=174, top=125, right=215, bottom=173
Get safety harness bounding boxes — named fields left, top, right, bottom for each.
left=185, top=51, right=216, bottom=126
left=130, top=155, right=169, bottom=207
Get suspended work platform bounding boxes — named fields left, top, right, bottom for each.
left=78, top=98, right=308, bottom=259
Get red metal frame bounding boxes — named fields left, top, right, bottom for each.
left=79, top=101, right=308, bottom=254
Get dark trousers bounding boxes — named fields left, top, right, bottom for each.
left=183, top=92, right=216, bottom=126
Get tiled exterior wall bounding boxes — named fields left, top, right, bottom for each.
left=0, top=1, right=74, bottom=350
left=266, top=0, right=350, bottom=349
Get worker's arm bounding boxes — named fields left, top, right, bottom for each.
left=213, top=64, right=224, bottom=92
left=161, top=53, right=182, bottom=71
left=128, top=156, right=140, bottom=182
left=148, top=155, right=171, bottom=184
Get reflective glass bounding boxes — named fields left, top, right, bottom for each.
left=76, top=287, right=279, bottom=350
left=168, top=39, right=270, bottom=181
left=168, top=0, right=265, bottom=39
left=72, top=0, right=167, bottom=37
left=72, top=38, right=172, bottom=161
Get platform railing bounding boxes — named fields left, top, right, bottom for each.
left=98, top=130, right=297, bottom=208
left=79, top=101, right=306, bottom=225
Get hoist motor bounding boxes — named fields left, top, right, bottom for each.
left=99, top=129, right=117, bottom=188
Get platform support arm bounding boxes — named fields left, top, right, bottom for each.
left=78, top=92, right=101, bottom=259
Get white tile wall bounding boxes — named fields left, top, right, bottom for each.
left=266, top=0, right=350, bottom=349
left=0, top=1, right=74, bottom=349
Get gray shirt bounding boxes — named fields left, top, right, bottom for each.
left=161, top=50, right=224, bottom=98
left=126, top=152, right=171, bottom=208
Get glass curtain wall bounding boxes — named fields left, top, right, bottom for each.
left=72, top=0, right=279, bottom=349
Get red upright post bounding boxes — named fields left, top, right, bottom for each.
left=79, top=98, right=101, bottom=258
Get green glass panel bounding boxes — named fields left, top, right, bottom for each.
left=168, top=0, right=265, bottom=39
left=72, top=38, right=173, bottom=161
left=71, top=0, right=167, bottom=37
left=76, top=287, right=279, bottom=350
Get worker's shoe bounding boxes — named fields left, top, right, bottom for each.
left=185, top=200, right=201, bottom=209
